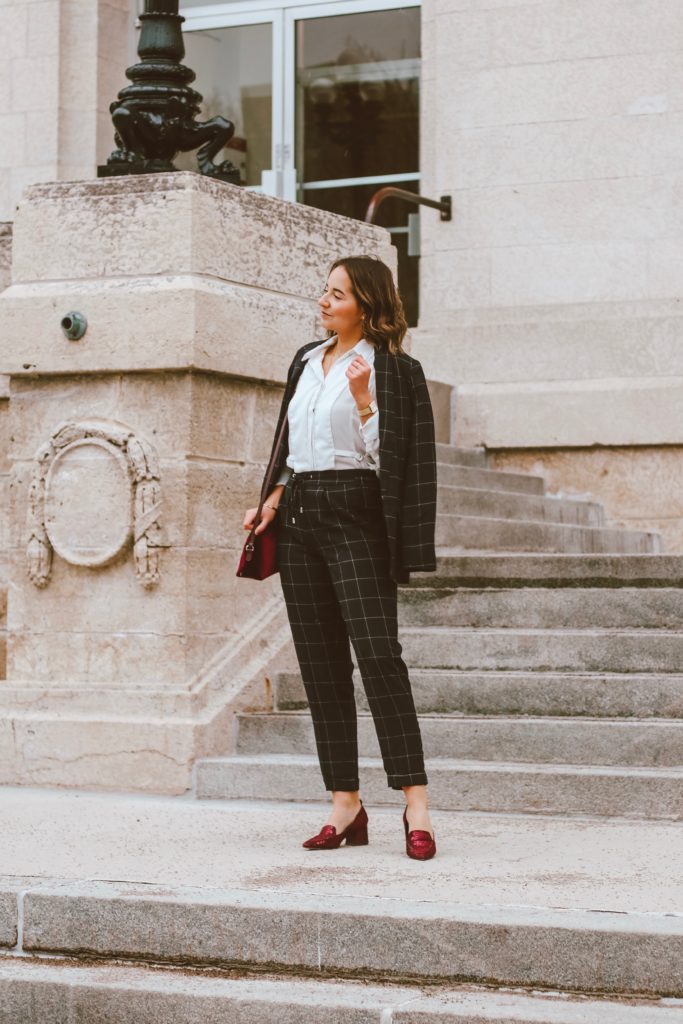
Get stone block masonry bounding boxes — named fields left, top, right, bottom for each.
left=414, top=0, right=683, bottom=550
left=0, top=0, right=131, bottom=223
left=0, top=170, right=393, bottom=792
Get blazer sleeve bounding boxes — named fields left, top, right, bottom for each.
left=261, top=350, right=300, bottom=497
left=399, top=359, right=437, bottom=571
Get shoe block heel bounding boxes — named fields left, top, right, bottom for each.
left=345, top=824, right=369, bottom=846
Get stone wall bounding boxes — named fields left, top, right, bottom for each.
left=0, top=171, right=395, bottom=791
left=415, top=0, right=683, bottom=550
left=0, top=0, right=131, bottom=222
left=0, top=226, right=10, bottom=680
left=0, top=225, right=11, bottom=293
left=0, top=375, right=7, bottom=682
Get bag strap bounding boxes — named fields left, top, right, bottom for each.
left=247, top=409, right=289, bottom=545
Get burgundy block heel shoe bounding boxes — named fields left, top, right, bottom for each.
left=302, top=802, right=369, bottom=850
left=403, top=807, right=436, bottom=860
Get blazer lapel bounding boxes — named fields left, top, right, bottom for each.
left=289, top=351, right=308, bottom=394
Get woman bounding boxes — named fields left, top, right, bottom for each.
left=243, top=255, right=437, bottom=860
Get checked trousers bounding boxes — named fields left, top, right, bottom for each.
left=277, top=468, right=428, bottom=791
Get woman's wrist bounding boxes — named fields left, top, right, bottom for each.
left=265, top=484, right=285, bottom=510
left=356, top=394, right=377, bottom=423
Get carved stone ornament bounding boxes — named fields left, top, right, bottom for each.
left=26, top=420, right=165, bottom=589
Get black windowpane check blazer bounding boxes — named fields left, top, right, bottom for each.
left=261, top=340, right=438, bottom=584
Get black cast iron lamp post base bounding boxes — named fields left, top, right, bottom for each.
left=98, top=0, right=240, bottom=183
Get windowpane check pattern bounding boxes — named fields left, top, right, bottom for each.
left=277, top=468, right=428, bottom=791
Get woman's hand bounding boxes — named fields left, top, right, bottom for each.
left=243, top=486, right=283, bottom=536
left=243, top=504, right=277, bottom=536
left=346, top=354, right=373, bottom=409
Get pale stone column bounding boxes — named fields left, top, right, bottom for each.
left=0, top=226, right=11, bottom=683
left=0, top=0, right=130, bottom=221
left=0, top=373, right=7, bottom=682
left=0, top=171, right=394, bottom=791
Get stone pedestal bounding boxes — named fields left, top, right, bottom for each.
left=0, top=171, right=394, bottom=792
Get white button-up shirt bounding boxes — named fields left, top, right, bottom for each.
left=275, top=336, right=380, bottom=485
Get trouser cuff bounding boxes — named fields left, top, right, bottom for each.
left=388, top=771, right=428, bottom=790
left=324, top=779, right=360, bottom=792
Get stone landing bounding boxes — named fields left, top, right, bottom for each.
left=0, top=786, right=681, bottom=1020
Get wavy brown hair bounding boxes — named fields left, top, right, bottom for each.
left=325, top=255, right=408, bottom=355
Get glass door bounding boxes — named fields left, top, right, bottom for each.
left=179, top=22, right=273, bottom=188
left=179, top=6, right=280, bottom=190
left=286, top=0, right=420, bottom=320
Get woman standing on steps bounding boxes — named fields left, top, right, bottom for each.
left=243, top=255, right=438, bottom=860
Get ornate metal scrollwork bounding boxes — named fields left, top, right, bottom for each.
left=98, top=0, right=240, bottom=183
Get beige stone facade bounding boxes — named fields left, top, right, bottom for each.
left=415, top=0, right=683, bottom=550
left=0, top=0, right=132, bottom=223
left=0, top=0, right=681, bottom=793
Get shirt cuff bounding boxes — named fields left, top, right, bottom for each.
left=358, top=411, right=379, bottom=468
left=358, top=410, right=379, bottom=444
left=274, top=465, right=292, bottom=486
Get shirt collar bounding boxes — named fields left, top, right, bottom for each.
left=301, top=335, right=375, bottom=363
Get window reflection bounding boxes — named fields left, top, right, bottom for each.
left=178, top=24, right=272, bottom=187
left=296, top=8, right=420, bottom=184
left=297, top=8, right=420, bottom=324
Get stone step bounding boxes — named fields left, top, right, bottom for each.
left=435, top=515, right=661, bottom=554
left=274, top=669, right=683, bottom=719
left=436, top=460, right=546, bottom=494
left=437, top=485, right=605, bottom=527
left=10, top=878, right=683, bottom=997
left=235, top=712, right=683, bottom=767
left=399, top=626, right=683, bottom=673
left=0, top=682, right=197, bottom=718
left=195, top=754, right=683, bottom=820
left=417, top=552, right=683, bottom=587
left=397, top=586, right=683, bottom=629
left=1, top=959, right=679, bottom=1023
left=3, top=789, right=682, bottom=1011
left=435, top=442, right=488, bottom=467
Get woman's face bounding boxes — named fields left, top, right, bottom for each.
left=318, top=266, right=364, bottom=337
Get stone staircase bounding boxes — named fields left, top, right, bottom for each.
left=3, top=445, right=681, bottom=1020
left=194, top=444, right=681, bottom=820
left=1, top=791, right=681, bottom=1021
left=431, top=443, right=660, bottom=553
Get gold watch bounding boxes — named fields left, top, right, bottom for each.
left=357, top=399, right=378, bottom=416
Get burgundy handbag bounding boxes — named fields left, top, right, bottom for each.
left=236, top=412, right=289, bottom=580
